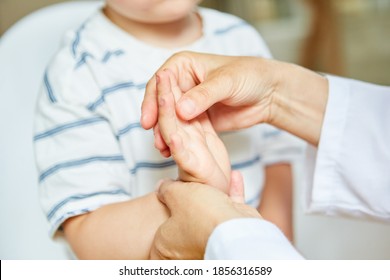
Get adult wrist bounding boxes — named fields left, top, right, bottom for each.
left=268, top=61, right=328, bottom=146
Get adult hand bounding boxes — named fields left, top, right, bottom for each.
left=150, top=171, right=262, bottom=260
left=141, top=51, right=328, bottom=146
left=141, top=51, right=277, bottom=132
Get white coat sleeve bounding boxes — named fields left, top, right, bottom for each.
left=204, top=218, right=304, bottom=260
left=305, top=76, right=390, bottom=222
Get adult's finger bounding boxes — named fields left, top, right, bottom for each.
left=176, top=74, right=233, bottom=121
left=149, top=243, right=164, bottom=260
left=149, top=219, right=177, bottom=260
left=156, top=179, right=179, bottom=210
left=141, top=51, right=200, bottom=130
left=141, top=74, right=159, bottom=130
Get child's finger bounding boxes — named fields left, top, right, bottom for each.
left=156, top=70, right=178, bottom=145
left=228, top=170, right=245, bottom=204
left=166, top=68, right=182, bottom=102
left=154, top=124, right=170, bottom=157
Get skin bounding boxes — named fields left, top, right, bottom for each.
left=141, top=52, right=328, bottom=259
left=141, top=52, right=328, bottom=146
left=63, top=193, right=169, bottom=259
left=155, top=70, right=293, bottom=241
left=155, top=70, right=295, bottom=241
left=156, top=69, right=230, bottom=192
left=259, top=164, right=294, bottom=241
left=104, top=0, right=202, bottom=48
left=148, top=56, right=310, bottom=241
left=150, top=172, right=261, bottom=260
left=150, top=69, right=297, bottom=259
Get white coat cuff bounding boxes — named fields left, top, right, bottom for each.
left=205, top=218, right=304, bottom=260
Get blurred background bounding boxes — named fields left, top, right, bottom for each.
left=1, top=0, right=389, bottom=259
left=1, top=0, right=389, bottom=84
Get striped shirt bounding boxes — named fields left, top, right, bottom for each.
left=33, top=7, right=302, bottom=237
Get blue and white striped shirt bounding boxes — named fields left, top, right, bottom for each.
left=34, top=8, right=302, bottom=237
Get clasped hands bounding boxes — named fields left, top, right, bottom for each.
left=148, top=68, right=261, bottom=260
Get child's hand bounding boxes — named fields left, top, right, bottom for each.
left=155, top=69, right=230, bottom=192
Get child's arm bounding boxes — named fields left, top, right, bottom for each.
left=62, top=192, right=169, bottom=259
left=258, top=163, right=294, bottom=242
left=155, top=69, right=231, bottom=192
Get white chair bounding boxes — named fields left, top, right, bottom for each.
left=0, top=1, right=104, bottom=259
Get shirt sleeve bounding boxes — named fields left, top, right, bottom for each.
left=205, top=218, right=304, bottom=260
left=34, top=49, right=132, bottom=237
left=305, top=75, right=390, bottom=222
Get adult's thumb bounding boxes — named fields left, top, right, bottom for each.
left=176, top=78, right=229, bottom=121
left=155, top=179, right=176, bottom=207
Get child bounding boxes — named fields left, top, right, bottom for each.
left=34, top=0, right=301, bottom=259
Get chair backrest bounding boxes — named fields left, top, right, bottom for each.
left=0, top=1, right=104, bottom=259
